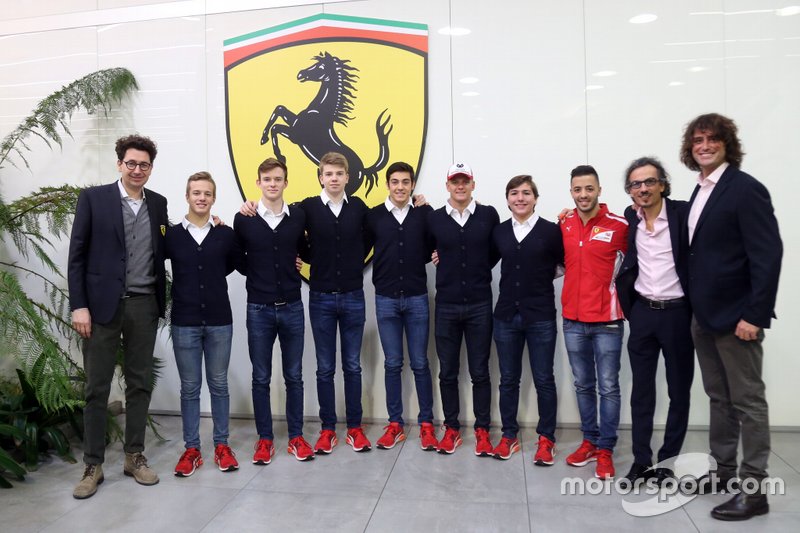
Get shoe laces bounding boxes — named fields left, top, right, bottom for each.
left=577, top=440, right=595, bottom=454
left=443, top=427, right=458, bottom=442
left=217, top=444, right=235, bottom=459
left=255, top=439, right=271, bottom=452
left=82, top=464, right=97, bottom=479
left=180, top=448, right=200, bottom=462
left=538, top=436, right=554, bottom=451
left=383, top=423, right=401, bottom=436
left=420, top=424, right=435, bottom=437
left=131, top=453, right=148, bottom=468
left=475, top=428, right=490, bottom=444
left=596, top=449, right=613, bottom=466
left=291, top=437, right=312, bottom=453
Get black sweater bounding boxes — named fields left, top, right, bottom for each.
left=492, top=217, right=564, bottom=324
left=233, top=206, right=306, bottom=304
left=366, top=203, right=433, bottom=297
left=300, top=195, right=371, bottom=293
left=427, top=204, right=500, bottom=304
left=165, top=224, right=241, bottom=326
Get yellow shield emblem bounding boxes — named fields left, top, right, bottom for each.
left=224, top=14, right=428, bottom=205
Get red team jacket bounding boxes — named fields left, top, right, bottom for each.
left=560, top=204, right=629, bottom=322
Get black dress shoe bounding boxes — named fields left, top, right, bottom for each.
left=711, top=493, right=769, bottom=521
left=686, top=473, right=739, bottom=494
left=652, top=467, right=675, bottom=486
left=624, top=462, right=653, bottom=482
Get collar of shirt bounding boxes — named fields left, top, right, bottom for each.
left=118, top=179, right=146, bottom=202
left=257, top=200, right=290, bottom=219
left=696, top=161, right=729, bottom=187
left=511, top=213, right=539, bottom=230
left=384, top=197, right=412, bottom=214
left=181, top=216, right=215, bottom=231
left=635, top=199, right=668, bottom=224
left=446, top=198, right=476, bottom=217
left=320, top=189, right=348, bottom=206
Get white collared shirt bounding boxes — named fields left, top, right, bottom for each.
left=258, top=199, right=290, bottom=230
left=385, top=197, right=412, bottom=224
left=320, top=189, right=348, bottom=217
left=181, top=216, right=214, bottom=245
left=688, top=162, right=728, bottom=244
left=446, top=198, right=476, bottom=227
left=512, top=213, right=539, bottom=243
left=118, top=180, right=145, bottom=216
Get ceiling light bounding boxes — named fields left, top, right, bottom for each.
left=461, top=91, right=480, bottom=96
left=688, top=66, right=707, bottom=72
left=593, top=70, right=617, bottom=77
left=629, top=14, right=658, bottom=24
left=459, top=77, right=479, bottom=84
left=585, top=85, right=604, bottom=91
left=777, top=6, right=800, bottom=16
left=669, top=81, right=685, bottom=86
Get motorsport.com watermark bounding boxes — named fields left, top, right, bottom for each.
left=560, top=453, right=786, bottom=517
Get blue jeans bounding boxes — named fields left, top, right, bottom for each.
left=309, top=289, right=366, bottom=429
left=171, top=324, right=233, bottom=449
left=375, top=293, right=434, bottom=425
left=563, top=318, right=624, bottom=451
left=246, top=300, right=305, bottom=439
left=493, top=314, right=557, bottom=441
left=434, top=299, right=493, bottom=430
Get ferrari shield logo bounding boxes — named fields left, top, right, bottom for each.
left=224, top=14, right=428, bottom=206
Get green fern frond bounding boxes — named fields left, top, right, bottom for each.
left=0, top=68, right=138, bottom=170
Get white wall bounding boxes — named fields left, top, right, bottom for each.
left=1, top=0, right=797, bottom=428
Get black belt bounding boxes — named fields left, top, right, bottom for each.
left=637, top=295, right=687, bottom=310
left=122, top=291, right=150, bottom=299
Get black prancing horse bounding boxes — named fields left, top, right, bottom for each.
left=260, top=51, right=392, bottom=196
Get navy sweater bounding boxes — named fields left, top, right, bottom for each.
left=300, top=195, right=371, bottom=293
left=492, top=218, right=564, bottom=324
left=233, top=206, right=306, bottom=304
left=427, top=204, right=500, bottom=304
left=165, top=224, right=241, bottom=326
left=366, top=203, right=433, bottom=297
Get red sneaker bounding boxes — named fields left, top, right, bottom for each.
left=346, top=427, right=372, bottom=452
left=566, top=439, right=597, bottom=466
left=492, top=437, right=520, bottom=460
left=287, top=436, right=315, bottom=461
left=595, top=449, right=615, bottom=479
left=214, top=444, right=239, bottom=472
left=252, top=439, right=274, bottom=465
left=437, top=426, right=462, bottom=454
left=533, top=435, right=555, bottom=466
left=376, top=422, right=405, bottom=450
left=174, top=447, right=202, bottom=477
left=474, top=428, right=494, bottom=457
left=314, top=430, right=338, bottom=455
left=419, top=422, right=438, bottom=451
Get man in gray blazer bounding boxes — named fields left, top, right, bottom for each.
left=681, top=113, right=782, bottom=521
left=68, top=134, right=168, bottom=499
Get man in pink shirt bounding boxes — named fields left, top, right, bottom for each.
left=615, top=157, right=693, bottom=487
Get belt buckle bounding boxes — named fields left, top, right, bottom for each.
left=649, top=299, right=666, bottom=310
left=274, top=300, right=287, bottom=307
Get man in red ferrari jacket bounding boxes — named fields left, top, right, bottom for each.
left=560, top=165, right=628, bottom=479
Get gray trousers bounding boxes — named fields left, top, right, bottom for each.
left=691, top=316, right=770, bottom=481
left=82, top=294, right=159, bottom=465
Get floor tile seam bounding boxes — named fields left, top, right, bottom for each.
left=771, top=450, right=800, bottom=476
left=521, top=452, right=534, bottom=533
left=198, top=486, right=244, bottom=533
left=363, top=438, right=407, bottom=532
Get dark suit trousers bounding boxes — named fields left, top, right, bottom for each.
left=691, top=317, right=770, bottom=482
left=628, top=299, right=694, bottom=465
left=82, top=294, right=159, bottom=464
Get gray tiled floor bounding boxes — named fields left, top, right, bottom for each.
left=2, top=415, right=798, bottom=532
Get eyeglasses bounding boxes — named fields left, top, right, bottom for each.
left=625, top=177, right=660, bottom=192
left=122, top=160, right=152, bottom=171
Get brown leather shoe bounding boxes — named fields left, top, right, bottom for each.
left=124, top=452, right=159, bottom=486
left=73, top=463, right=104, bottom=499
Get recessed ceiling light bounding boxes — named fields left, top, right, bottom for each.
left=438, top=27, right=471, bottom=36
left=593, top=70, right=617, bottom=77
left=461, top=91, right=480, bottom=97
left=777, top=6, right=800, bottom=16
left=629, top=13, right=658, bottom=24
left=585, top=85, right=604, bottom=91
left=688, top=66, right=707, bottom=72
left=669, top=81, right=685, bottom=86
left=459, top=77, right=479, bottom=84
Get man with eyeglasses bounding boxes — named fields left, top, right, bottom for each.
left=69, top=134, right=169, bottom=499
left=615, top=157, right=693, bottom=486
